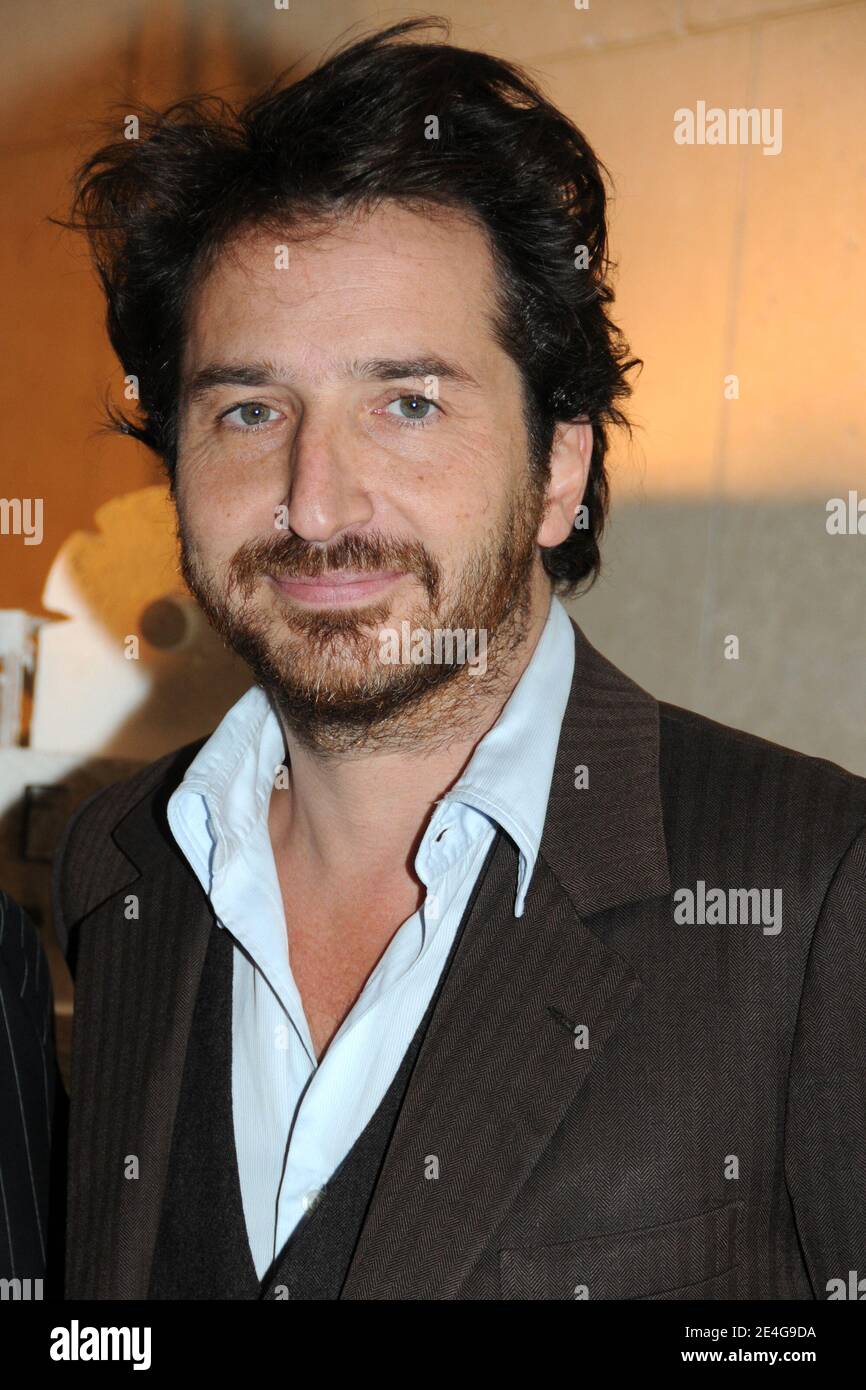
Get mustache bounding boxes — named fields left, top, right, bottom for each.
left=227, top=530, right=442, bottom=605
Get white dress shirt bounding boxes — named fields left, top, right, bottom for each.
left=166, top=594, right=575, bottom=1277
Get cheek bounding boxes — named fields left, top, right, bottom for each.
left=388, top=424, right=506, bottom=527
left=176, top=442, right=282, bottom=550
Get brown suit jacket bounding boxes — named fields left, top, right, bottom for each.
left=52, top=619, right=866, bottom=1299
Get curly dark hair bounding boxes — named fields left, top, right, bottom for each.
left=57, top=16, right=640, bottom=596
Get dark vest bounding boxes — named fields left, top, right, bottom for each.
left=148, top=829, right=502, bottom=1299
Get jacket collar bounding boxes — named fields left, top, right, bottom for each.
left=539, top=617, right=670, bottom=916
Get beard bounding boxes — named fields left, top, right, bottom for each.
left=177, top=470, right=548, bottom=756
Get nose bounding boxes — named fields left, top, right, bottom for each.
left=280, top=413, right=374, bottom=545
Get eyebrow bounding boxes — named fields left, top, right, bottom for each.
left=182, top=355, right=480, bottom=404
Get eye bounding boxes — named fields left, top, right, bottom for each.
left=381, top=394, right=440, bottom=426
left=220, top=401, right=281, bottom=431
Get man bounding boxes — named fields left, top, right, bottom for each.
left=53, top=19, right=866, bottom=1300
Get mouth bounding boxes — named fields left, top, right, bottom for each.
left=267, top=569, right=406, bottom=607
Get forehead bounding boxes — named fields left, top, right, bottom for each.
left=182, top=202, right=503, bottom=376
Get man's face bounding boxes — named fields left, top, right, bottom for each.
left=175, top=202, right=554, bottom=749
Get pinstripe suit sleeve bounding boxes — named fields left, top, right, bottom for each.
left=0, top=891, right=56, bottom=1282
left=784, top=825, right=866, bottom=1296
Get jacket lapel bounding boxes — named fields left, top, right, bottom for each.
left=67, top=760, right=214, bottom=1300
left=340, top=618, right=671, bottom=1298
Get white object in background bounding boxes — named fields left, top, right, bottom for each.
left=30, top=486, right=250, bottom=761
left=0, top=610, right=42, bottom=747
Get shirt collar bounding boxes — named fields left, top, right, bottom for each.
left=431, top=593, right=575, bottom=916
left=168, top=684, right=282, bottom=882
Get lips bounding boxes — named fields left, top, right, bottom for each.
left=283, top=570, right=395, bottom=586
left=268, top=569, right=405, bottom=606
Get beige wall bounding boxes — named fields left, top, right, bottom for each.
left=1, top=0, right=864, bottom=764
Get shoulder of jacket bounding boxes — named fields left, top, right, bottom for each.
left=68, top=737, right=207, bottom=841
left=657, top=699, right=866, bottom=873
left=659, top=701, right=865, bottom=790
left=52, top=735, right=209, bottom=951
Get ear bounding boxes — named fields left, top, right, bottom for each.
left=536, top=417, right=593, bottom=548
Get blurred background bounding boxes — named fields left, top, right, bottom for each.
left=0, top=0, right=864, bottom=1076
